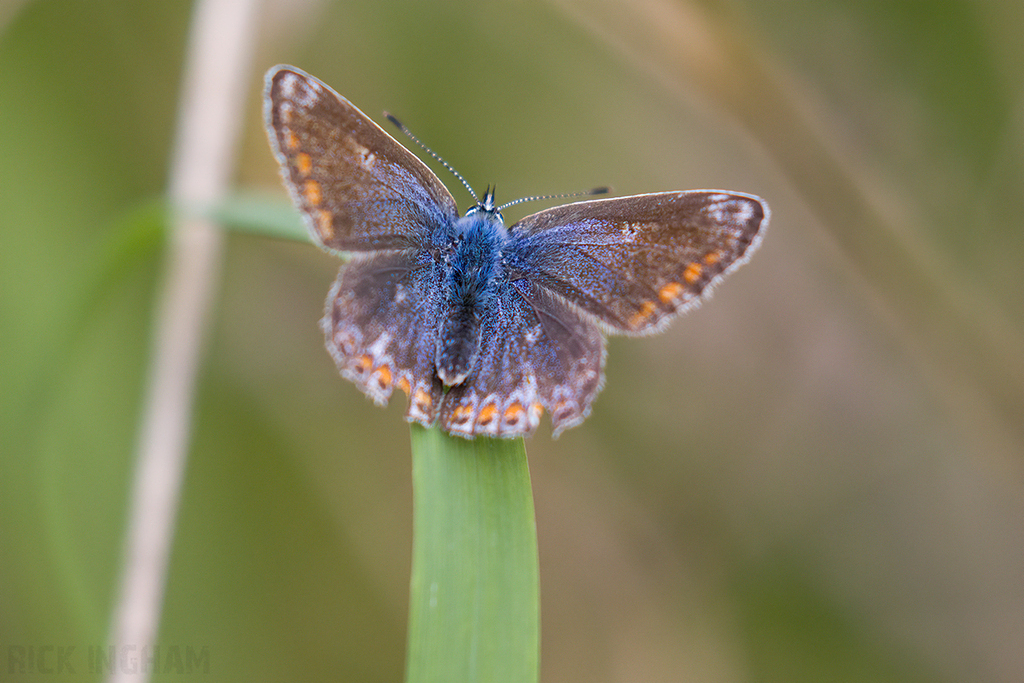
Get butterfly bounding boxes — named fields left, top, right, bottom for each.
left=263, top=65, right=768, bottom=439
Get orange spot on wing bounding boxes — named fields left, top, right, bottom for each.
left=316, top=210, right=334, bottom=241
left=397, top=376, right=411, bottom=395
left=283, top=130, right=299, bottom=150
left=374, top=364, right=392, bottom=390
left=295, top=152, right=312, bottom=175
left=629, top=300, right=658, bottom=328
left=477, top=404, right=498, bottom=426
left=303, top=179, right=322, bottom=206
left=703, top=251, right=721, bottom=265
left=451, top=404, right=474, bottom=425
left=683, top=262, right=703, bottom=284
left=531, top=402, right=544, bottom=418
left=353, top=354, right=372, bottom=375
left=413, top=388, right=432, bottom=411
left=503, top=402, right=525, bottom=425
left=658, top=282, right=683, bottom=303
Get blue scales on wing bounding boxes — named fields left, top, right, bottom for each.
left=322, top=250, right=447, bottom=427
left=439, top=277, right=604, bottom=438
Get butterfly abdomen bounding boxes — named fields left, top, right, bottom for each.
left=434, top=213, right=506, bottom=386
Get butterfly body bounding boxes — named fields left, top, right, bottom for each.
left=265, top=66, right=769, bottom=439
left=434, top=201, right=508, bottom=386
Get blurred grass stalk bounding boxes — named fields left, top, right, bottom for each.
left=554, top=0, right=1024, bottom=455
left=107, top=0, right=260, bottom=681
left=406, top=426, right=540, bottom=683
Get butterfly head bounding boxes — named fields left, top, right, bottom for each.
left=464, top=185, right=504, bottom=224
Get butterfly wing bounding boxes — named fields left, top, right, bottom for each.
left=437, top=190, right=767, bottom=438
left=507, top=191, right=768, bottom=334
left=264, top=66, right=459, bottom=251
left=323, top=250, right=446, bottom=426
left=439, top=278, right=604, bottom=438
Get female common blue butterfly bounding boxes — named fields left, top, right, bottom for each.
left=264, top=66, right=768, bottom=438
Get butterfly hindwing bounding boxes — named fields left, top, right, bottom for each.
left=513, top=281, right=605, bottom=435
left=507, top=191, right=767, bottom=334
left=439, top=277, right=604, bottom=438
left=322, top=250, right=445, bottom=427
left=264, top=66, right=458, bottom=252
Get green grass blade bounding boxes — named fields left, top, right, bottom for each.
left=406, top=425, right=539, bottom=683
left=206, top=192, right=307, bottom=242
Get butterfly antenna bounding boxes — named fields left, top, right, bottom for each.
left=496, top=186, right=610, bottom=212
left=384, top=112, right=479, bottom=204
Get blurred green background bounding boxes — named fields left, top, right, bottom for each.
left=3, top=0, right=1023, bottom=681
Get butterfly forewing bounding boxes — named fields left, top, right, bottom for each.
left=264, top=66, right=458, bottom=252
left=508, top=191, right=767, bottom=334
